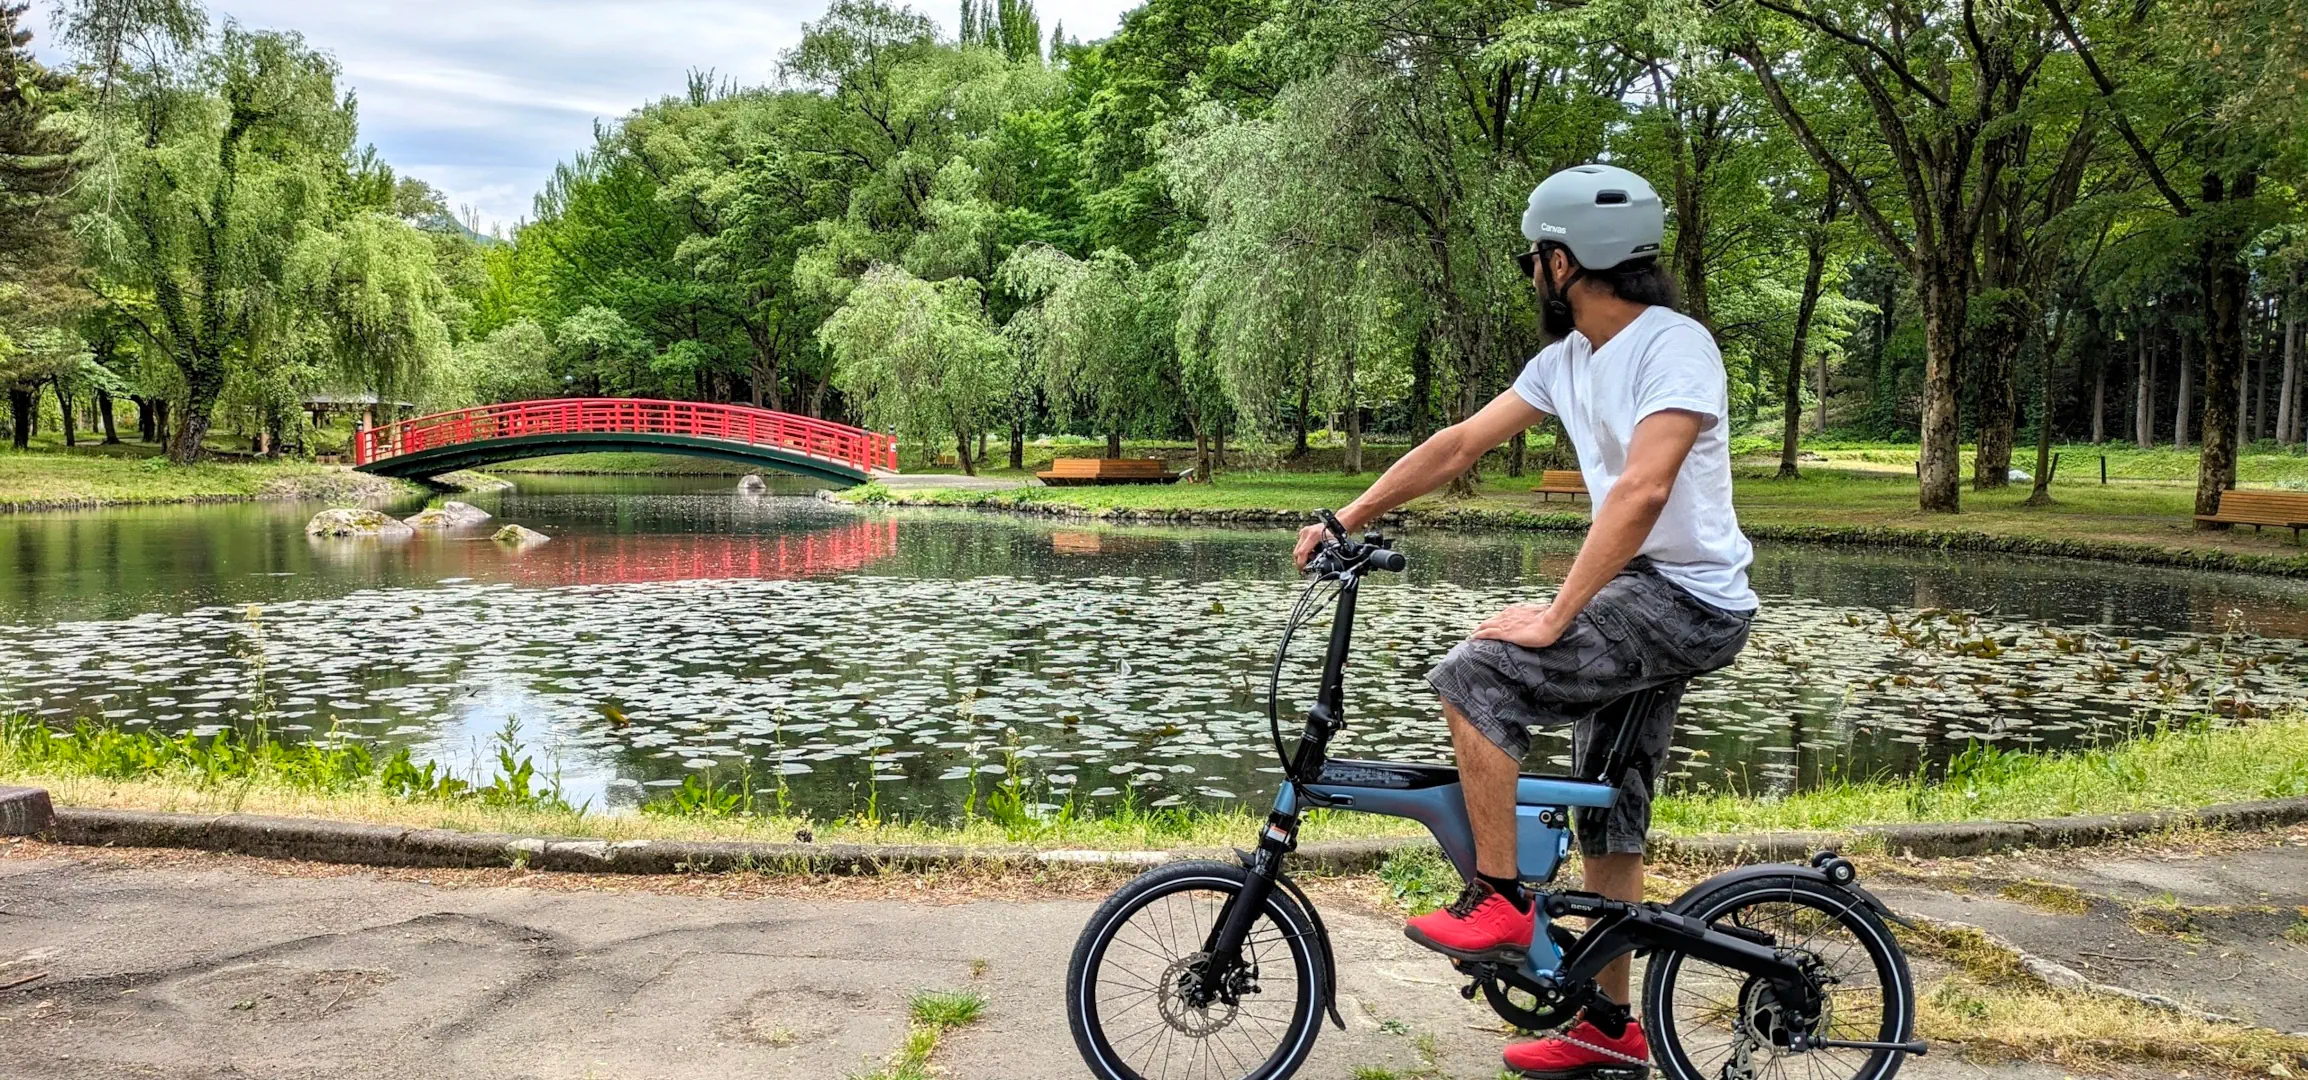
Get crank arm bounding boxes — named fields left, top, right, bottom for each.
left=1800, top=1037, right=1928, bottom=1055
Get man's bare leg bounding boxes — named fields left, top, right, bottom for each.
left=1445, top=700, right=1520, bottom=880
left=1581, top=852, right=1644, bottom=1004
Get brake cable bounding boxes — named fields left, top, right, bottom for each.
left=1266, top=567, right=1344, bottom=781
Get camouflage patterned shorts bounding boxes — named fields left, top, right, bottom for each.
left=1425, top=557, right=1752, bottom=856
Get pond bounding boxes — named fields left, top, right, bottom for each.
left=4, top=474, right=2306, bottom=822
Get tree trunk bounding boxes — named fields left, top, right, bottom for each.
left=1105, top=428, right=1122, bottom=459
left=95, top=387, right=120, bottom=444
left=1342, top=347, right=1361, bottom=474
left=1918, top=273, right=1965, bottom=512
left=956, top=430, right=976, bottom=476
left=1972, top=320, right=2021, bottom=489
left=1817, top=348, right=1830, bottom=434
left=52, top=378, right=75, bottom=448
left=6, top=386, right=29, bottom=450
left=2173, top=332, right=2193, bottom=449
left=1779, top=199, right=1834, bottom=479
left=1291, top=361, right=1310, bottom=459
left=2090, top=355, right=2106, bottom=444
left=2249, top=297, right=2267, bottom=442
left=1408, top=336, right=1434, bottom=443
left=170, top=352, right=226, bottom=463
left=977, top=429, right=988, bottom=464
left=1192, top=428, right=1212, bottom=484
left=2194, top=175, right=2255, bottom=525
left=2280, top=283, right=2300, bottom=445
left=2026, top=303, right=2077, bottom=507
left=2134, top=333, right=2154, bottom=449
left=1008, top=417, right=1024, bottom=471
left=1506, top=430, right=1525, bottom=477
left=1214, top=414, right=1226, bottom=472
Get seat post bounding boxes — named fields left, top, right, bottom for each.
left=1594, top=687, right=1661, bottom=787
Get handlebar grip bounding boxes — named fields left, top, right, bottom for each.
left=1366, top=548, right=1407, bottom=573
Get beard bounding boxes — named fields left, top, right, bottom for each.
left=1537, top=267, right=1577, bottom=340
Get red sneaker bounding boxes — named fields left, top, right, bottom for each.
left=1503, top=1019, right=1652, bottom=1079
left=1402, top=879, right=1533, bottom=962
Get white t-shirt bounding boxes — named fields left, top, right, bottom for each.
left=1510, top=305, right=1757, bottom=612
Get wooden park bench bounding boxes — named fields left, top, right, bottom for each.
left=2196, top=488, right=2308, bottom=544
left=1531, top=469, right=1589, bottom=503
left=1036, top=457, right=1182, bottom=487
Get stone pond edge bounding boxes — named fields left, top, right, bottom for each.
left=12, top=793, right=2307, bottom=876
left=835, top=491, right=2308, bottom=578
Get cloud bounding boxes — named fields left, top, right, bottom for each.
left=28, top=0, right=1140, bottom=231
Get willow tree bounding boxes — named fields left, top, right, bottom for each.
left=291, top=211, right=455, bottom=410
left=819, top=264, right=1014, bottom=473
left=1001, top=244, right=1173, bottom=460
left=78, top=27, right=357, bottom=461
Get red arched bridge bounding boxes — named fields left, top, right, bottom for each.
left=352, top=398, right=899, bottom=486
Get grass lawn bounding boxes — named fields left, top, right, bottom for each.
left=861, top=440, right=2308, bottom=567
left=9, top=710, right=2303, bottom=852
left=0, top=439, right=415, bottom=511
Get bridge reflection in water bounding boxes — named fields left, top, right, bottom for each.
left=509, top=518, right=901, bottom=586
left=409, top=517, right=904, bottom=587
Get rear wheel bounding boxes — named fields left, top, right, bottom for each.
left=1067, top=860, right=1324, bottom=1080
left=1642, top=874, right=1916, bottom=1080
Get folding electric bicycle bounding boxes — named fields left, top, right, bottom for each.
left=1066, top=513, right=1926, bottom=1080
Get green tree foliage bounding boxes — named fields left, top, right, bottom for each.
left=0, top=2, right=84, bottom=449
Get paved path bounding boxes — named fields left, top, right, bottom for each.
left=0, top=840, right=2146, bottom=1080
left=1872, top=826, right=2308, bottom=1033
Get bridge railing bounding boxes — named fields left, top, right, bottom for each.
left=352, top=398, right=899, bottom=474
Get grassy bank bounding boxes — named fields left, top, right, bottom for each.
left=0, top=444, right=420, bottom=511
left=849, top=455, right=2308, bottom=573
left=7, top=710, right=2304, bottom=854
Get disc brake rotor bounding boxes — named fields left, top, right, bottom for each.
left=1157, top=953, right=1244, bottom=1037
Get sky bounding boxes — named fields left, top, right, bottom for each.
left=26, top=0, right=1140, bottom=234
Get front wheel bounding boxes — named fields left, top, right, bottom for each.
left=1643, top=873, right=1918, bottom=1080
left=1067, top=859, right=1325, bottom=1080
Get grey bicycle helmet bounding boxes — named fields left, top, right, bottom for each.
left=1519, top=164, right=1664, bottom=269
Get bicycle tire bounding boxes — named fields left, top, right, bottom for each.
left=1067, top=860, right=1325, bottom=1080
left=1643, top=873, right=1917, bottom=1080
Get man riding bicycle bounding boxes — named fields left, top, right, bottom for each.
left=1292, top=164, right=1755, bottom=1079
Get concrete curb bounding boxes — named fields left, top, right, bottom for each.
left=1649, top=795, right=2308, bottom=862
left=37, top=806, right=1423, bottom=875
left=27, top=794, right=2308, bottom=876
left=0, top=785, right=55, bottom=836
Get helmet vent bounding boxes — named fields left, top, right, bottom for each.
left=1595, top=190, right=1629, bottom=205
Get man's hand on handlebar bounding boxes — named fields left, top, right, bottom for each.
left=1292, top=521, right=1332, bottom=571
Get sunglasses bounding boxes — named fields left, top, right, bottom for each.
left=1516, top=246, right=1543, bottom=280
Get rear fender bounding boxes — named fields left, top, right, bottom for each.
left=1668, top=861, right=1909, bottom=928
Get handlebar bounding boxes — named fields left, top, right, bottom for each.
left=1306, top=509, right=1407, bottom=577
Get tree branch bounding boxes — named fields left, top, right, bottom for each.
left=2038, top=0, right=2191, bottom=217
left=1752, top=0, right=1949, bottom=108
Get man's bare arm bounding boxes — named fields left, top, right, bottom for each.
left=1295, top=389, right=1546, bottom=567
left=1473, top=410, right=1703, bottom=647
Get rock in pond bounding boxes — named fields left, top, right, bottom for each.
left=305, top=508, right=414, bottom=538
left=492, top=524, right=550, bottom=546
left=406, top=501, right=494, bottom=529
left=737, top=474, right=768, bottom=493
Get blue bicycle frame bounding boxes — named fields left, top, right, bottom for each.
left=1283, top=763, right=1619, bottom=980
